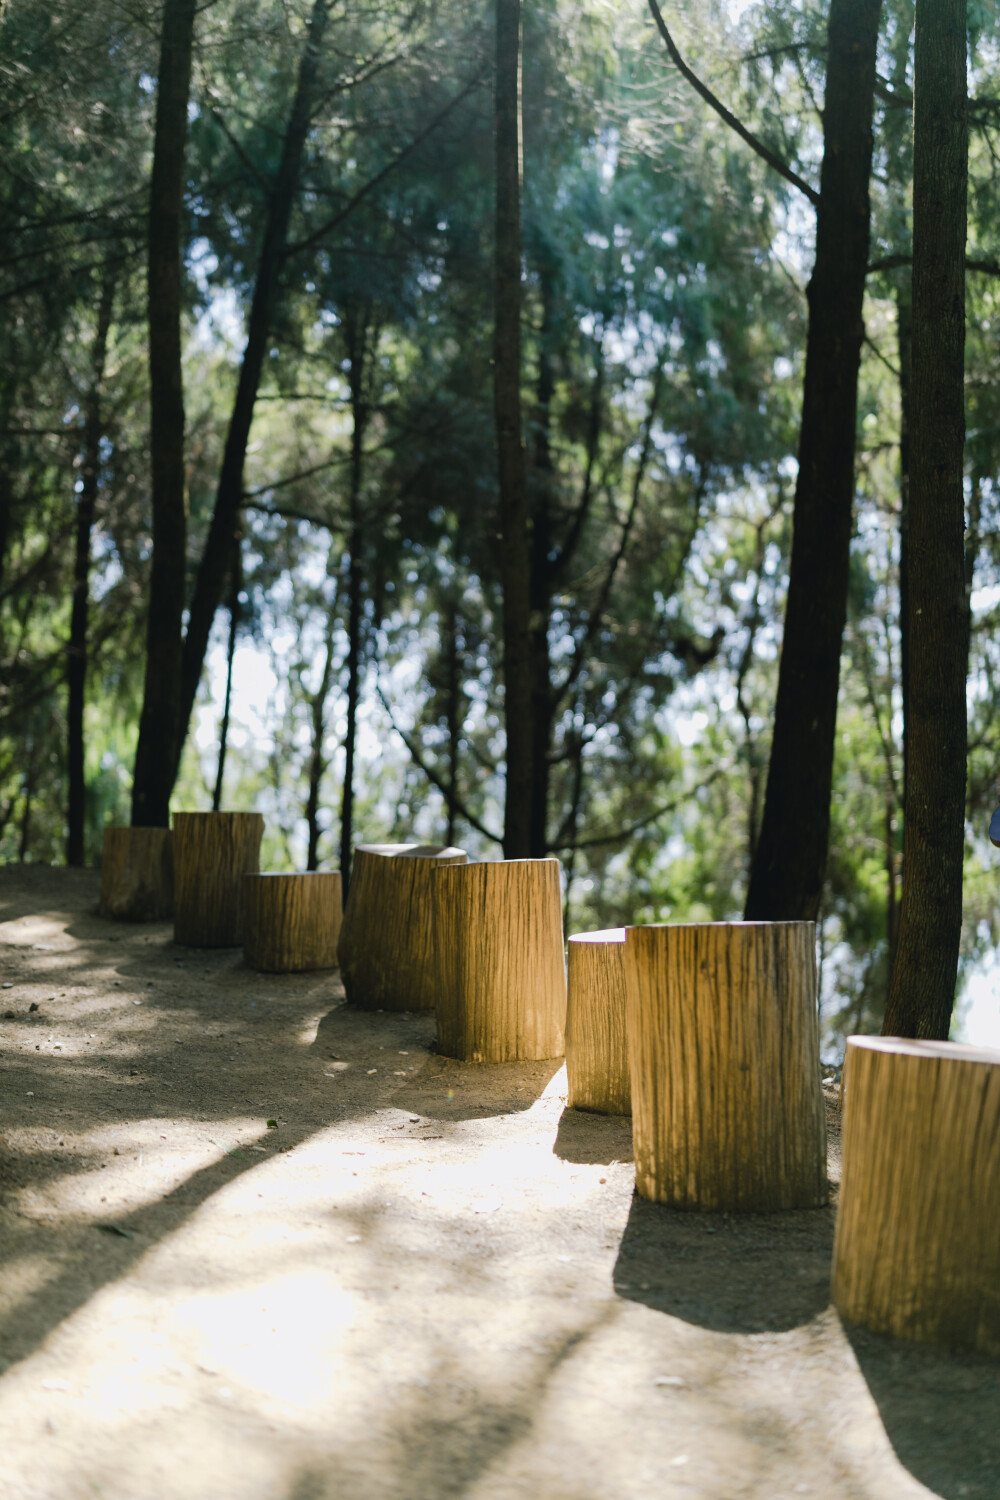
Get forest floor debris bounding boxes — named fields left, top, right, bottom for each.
left=0, top=866, right=996, bottom=1500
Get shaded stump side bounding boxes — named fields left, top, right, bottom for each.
left=98, top=826, right=174, bottom=922
left=833, top=1036, right=1000, bottom=1356
left=173, top=811, right=263, bottom=947
left=338, top=843, right=467, bottom=1011
left=623, top=921, right=826, bottom=1212
left=243, top=871, right=342, bottom=972
left=566, top=930, right=630, bottom=1115
left=434, top=858, right=567, bottom=1063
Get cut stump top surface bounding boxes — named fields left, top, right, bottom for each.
left=568, top=928, right=626, bottom=944
left=355, top=843, right=466, bottom=860
left=847, top=1035, right=1000, bottom=1066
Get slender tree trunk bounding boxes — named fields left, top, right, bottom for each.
left=211, top=532, right=242, bottom=812
left=305, top=593, right=338, bottom=872
left=494, top=0, right=532, bottom=858
left=338, top=312, right=369, bottom=893
left=885, top=791, right=898, bottom=978
left=442, top=594, right=461, bottom=848
left=131, top=0, right=196, bottom=828
left=18, top=781, right=31, bottom=863
left=0, top=462, right=12, bottom=601
left=528, top=258, right=556, bottom=857
left=66, top=268, right=115, bottom=866
left=896, top=276, right=913, bottom=813
left=883, top=0, right=967, bottom=1040
left=744, top=0, right=882, bottom=921
left=174, top=0, right=330, bottom=782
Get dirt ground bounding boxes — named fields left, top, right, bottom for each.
left=0, top=867, right=996, bottom=1500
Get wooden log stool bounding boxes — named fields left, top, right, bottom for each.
left=434, top=858, right=567, bottom=1063
left=173, top=811, right=264, bottom=947
left=99, top=826, right=174, bottom=921
left=243, top=871, right=343, bottom=973
left=566, top=928, right=630, bottom=1114
left=338, top=843, right=467, bottom=1011
left=622, top=921, right=826, bottom=1211
left=832, top=1036, right=1000, bottom=1355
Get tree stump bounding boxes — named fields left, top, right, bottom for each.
left=434, top=858, right=567, bottom=1062
left=243, top=872, right=343, bottom=973
left=338, top=844, right=467, bottom=1011
left=622, top=922, right=826, bottom=1211
left=173, top=811, right=263, bottom=947
left=566, top=928, right=630, bottom=1114
left=832, top=1036, right=1000, bottom=1355
left=98, top=826, right=174, bottom=921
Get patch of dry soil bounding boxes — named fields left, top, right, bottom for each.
left=0, top=866, right=996, bottom=1500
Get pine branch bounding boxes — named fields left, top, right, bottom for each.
left=646, top=0, right=820, bottom=208
left=375, top=682, right=503, bottom=846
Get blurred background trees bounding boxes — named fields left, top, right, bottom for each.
left=2, top=0, right=999, bottom=1053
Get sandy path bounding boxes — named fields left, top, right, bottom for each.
left=0, top=867, right=995, bottom=1500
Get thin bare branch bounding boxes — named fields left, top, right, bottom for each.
left=646, top=0, right=820, bottom=208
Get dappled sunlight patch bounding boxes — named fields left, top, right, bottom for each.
left=3, top=1116, right=266, bottom=1225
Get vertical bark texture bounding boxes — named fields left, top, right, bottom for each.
left=173, top=811, right=263, bottom=946
left=883, top=0, right=968, bottom=1039
left=566, top=929, right=630, bottom=1115
left=338, top=843, right=468, bottom=1011
left=833, top=1037, right=1000, bottom=1355
left=131, top=0, right=197, bottom=829
left=623, top=922, right=827, bottom=1211
left=67, top=266, right=115, bottom=865
left=175, top=0, right=330, bottom=777
left=434, top=858, right=567, bottom=1062
left=744, top=0, right=882, bottom=921
left=243, top=872, right=342, bottom=972
left=99, top=826, right=174, bottom=921
left=494, top=0, right=533, bottom=859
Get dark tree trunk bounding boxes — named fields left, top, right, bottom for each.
left=131, top=0, right=196, bottom=828
left=883, top=0, right=968, bottom=1040
left=528, top=257, right=557, bottom=857
left=442, top=594, right=461, bottom=848
left=494, top=0, right=533, bottom=859
left=18, top=776, right=32, bottom=863
left=338, top=311, right=369, bottom=894
left=211, top=533, right=242, bottom=812
left=175, top=0, right=330, bottom=781
left=896, top=276, right=913, bottom=814
left=67, top=267, right=116, bottom=866
left=744, top=0, right=882, bottom=921
left=305, top=596, right=337, bottom=873
left=0, top=462, right=12, bottom=600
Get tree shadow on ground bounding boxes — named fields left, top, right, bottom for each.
left=551, top=1104, right=632, bottom=1164
left=384, top=1050, right=563, bottom=1123
left=845, top=1323, right=1000, bottom=1500
left=612, top=1192, right=835, bottom=1334
left=280, top=1315, right=610, bottom=1500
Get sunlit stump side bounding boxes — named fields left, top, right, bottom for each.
left=243, top=871, right=343, bottom=973
left=173, top=811, right=264, bottom=947
left=338, top=844, right=467, bottom=1011
left=434, top=858, right=567, bottom=1063
left=622, top=922, right=826, bottom=1211
left=98, top=826, right=174, bottom=921
left=566, top=929, right=630, bottom=1115
left=833, top=1036, right=1000, bottom=1356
